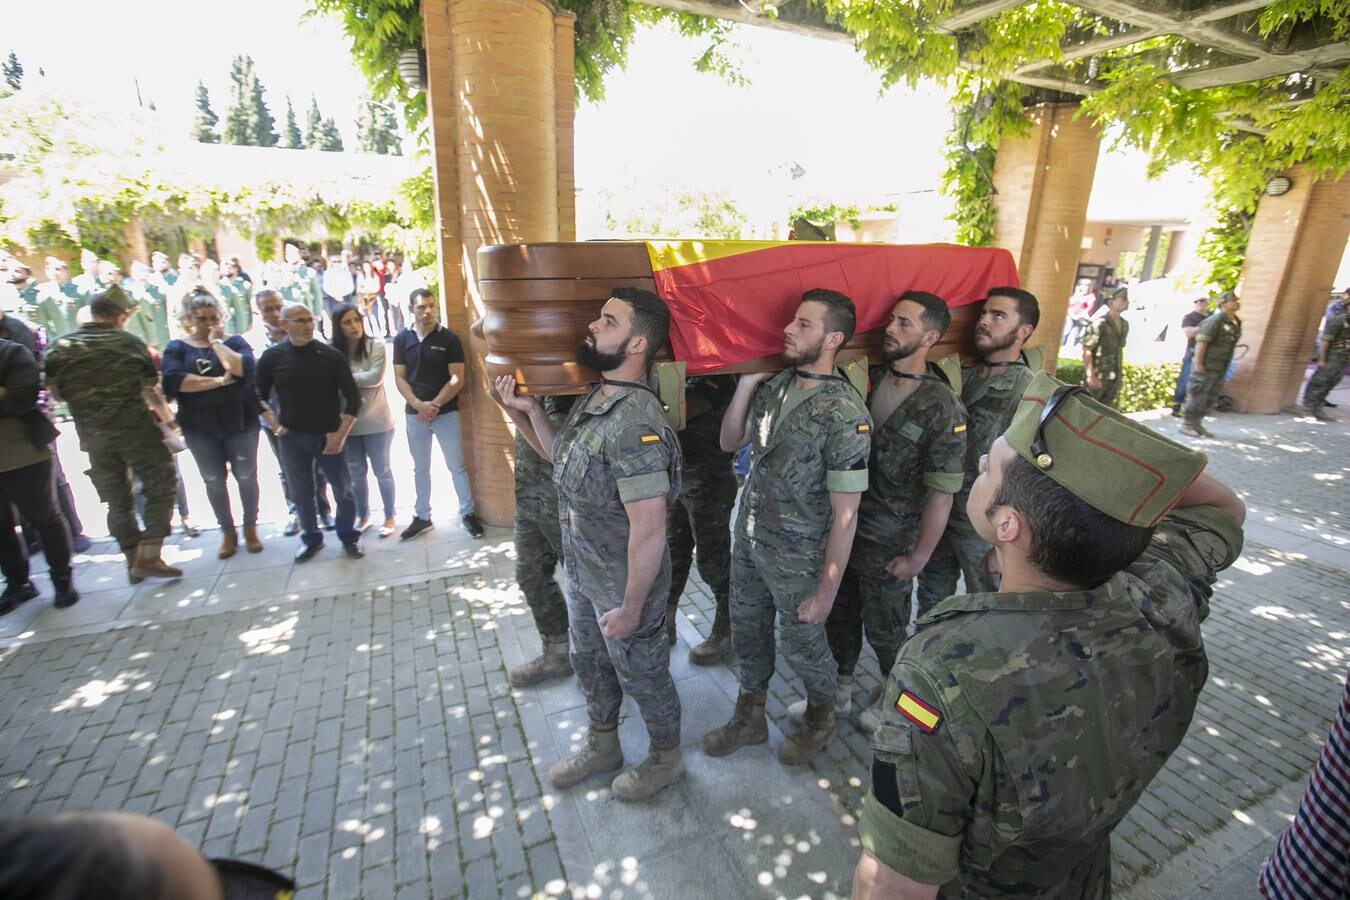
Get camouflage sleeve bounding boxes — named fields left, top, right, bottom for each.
left=860, top=658, right=976, bottom=886
left=922, top=398, right=966, bottom=494
left=1130, top=504, right=1244, bottom=625
left=1081, top=320, right=1101, bottom=351
left=823, top=400, right=870, bottom=494
left=1193, top=315, right=1219, bottom=344
left=610, top=420, right=672, bottom=504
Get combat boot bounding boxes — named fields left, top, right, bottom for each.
left=703, top=690, right=768, bottom=757
left=52, top=575, right=80, bottom=609
left=124, top=551, right=144, bottom=585
left=688, top=603, right=731, bottom=666
left=665, top=603, right=679, bottom=646
left=130, top=539, right=183, bottom=581
left=1309, top=405, right=1334, bottom=422
left=787, top=675, right=853, bottom=725
left=778, top=699, right=836, bottom=766
left=611, top=744, right=684, bottom=801
left=548, top=725, right=622, bottom=788
left=508, top=635, right=572, bottom=687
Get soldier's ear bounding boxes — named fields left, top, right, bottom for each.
left=994, top=507, right=1024, bottom=545
left=627, top=333, right=648, bottom=359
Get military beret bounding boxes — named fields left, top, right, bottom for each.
left=1003, top=372, right=1207, bottom=527
left=95, top=283, right=139, bottom=313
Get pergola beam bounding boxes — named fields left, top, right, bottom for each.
left=639, top=0, right=852, bottom=43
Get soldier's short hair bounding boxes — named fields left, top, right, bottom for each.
left=900, top=290, right=951, bottom=337
left=987, top=287, right=1040, bottom=330
left=611, top=287, right=670, bottom=366
left=986, top=453, right=1153, bottom=589
left=801, top=288, right=856, bottom=344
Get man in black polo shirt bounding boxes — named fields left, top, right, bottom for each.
left=393, top=288, right=483, bottom=540
left=255, top=303, right=365, bottom=562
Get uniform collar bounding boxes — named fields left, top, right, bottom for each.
left=579, top=378, right=649, bottom=416
left=916, top=574, right=1123, bottom=624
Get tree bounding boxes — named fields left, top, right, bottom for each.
left=305, top=95, right=325, bottom=148
left=282, top=96, right=304, bottom=149
left=356, top=97, right=402, bottom=155
left=2, top=52, right=21, bottom=94
left=190, top=81, right=220, bottom=144
left=221, top=54, right=278, bottom=147
left=317, top=117, right=345, bottom=152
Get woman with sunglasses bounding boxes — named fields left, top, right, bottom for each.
left=331, top=302, right=397, bottom=537
left=161, top=291, right=263, bottom=559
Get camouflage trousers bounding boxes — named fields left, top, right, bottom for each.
left=1085, top=372, right=1122, bottom=408
left=568, top=579, right=681, bottom=749
left=730, top=540, right=838, bottom=705
left=514, top=507, right=567, bottom=639
left=915, top=500, right=997, bottom=616
left=81, top=421, right=176, bottom=553
left=825, top=537, right=912, bottom=679
left=667, top=454, right=736, bottom=612
left=1183, top=370, right=1226, bottom=426
left=1304, top=351, right=1348, bottom=410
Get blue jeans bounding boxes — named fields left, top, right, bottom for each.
left=406, top=411, right=473, bottom=520
left=1172, top=345, right=1195, bottom=407
left=344, top=430, right=396, bottom=521
left=277, top=432, right=359, bottom=547
left=184, top=428, right=260, bottom=530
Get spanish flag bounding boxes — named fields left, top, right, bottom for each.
left=644, top=241, right=1019, bottom=375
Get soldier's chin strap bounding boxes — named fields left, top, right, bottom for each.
left=980, top=359, right=1028, bottom=368
left=887, top=367, right=941, bottom=383
left=601, top=377, right=659, bottom=399
left=792, top=368, right=847, bottom=384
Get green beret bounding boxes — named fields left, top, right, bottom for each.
left=95, top=283, right=138, bottom=313
left=1003, top=372, right=1207, bottom=527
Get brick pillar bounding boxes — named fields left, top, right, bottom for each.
left=1226, top=167, right=1350, bottom=413
left=554, top=12, right=577, bottom=241
left=422, top=0, right=575, bottom=526
left=121, top=220, right=149, bottom=270
left=991, top=102, right=1101, bottom=369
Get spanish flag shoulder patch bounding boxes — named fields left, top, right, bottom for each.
left=639, top=433, right=662, bottom=445
left=953, top=424, right=966, bottom=434
left=896, top=690, right=942, bottom=734
left=857, top=423, right=871, bottom=434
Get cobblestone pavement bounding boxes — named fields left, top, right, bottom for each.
left=0, top=391, right=1345, bottom=899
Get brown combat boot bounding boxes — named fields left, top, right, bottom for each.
left=665, top=602, right=679, bottom=646
left=508, top=635, right=572, bottom=687
left=130, top=539, right=183, bottom=581
left=124, top=550, right=144, bottom=585
left=243, top=526, right=264, bottom=553
left=778, top=699, right=836, bottom=766
left=688, top=601, right=731, bottom=666
left=217, top=528, right=238, bottom=560
left=548, top=725, right=622, bottom=788
left=612, top=744, right=684, bottom=801
left=703, top=690, right=768, bottom=757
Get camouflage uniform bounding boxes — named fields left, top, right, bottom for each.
left=667, top=375, right=736, bottom=613
left=733, top=369, right=871, bottom=704
left=861, top=505, right=1243, bottom=897
left=1303, top=312, right=1348, bottom=413
left=826, top=365, right=965, bottom=679
left=32, top=281, right=84, bottom=342
left=515, top=396, right=573, bottom=640
left=1081, top=315, right=1129, bottom=408
left=44, top=323, right=176, bottom=552
left=554, top=382, right=683, bottom=748
left=916, top=356, right=1036, bottom=615
left=1183, top=310, right=1242, bottom=428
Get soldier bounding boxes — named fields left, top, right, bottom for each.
left=490, top=287, right=684, bottom=801
left=667, top=374, right=738, bottom=663
left=43, top=285, right=183, bottom=583
left=1303, top=307, right=1348, bottom=421
left=1081, top=288, right=1129, bottom=407
left=219, top=257, right=253, bottom=334
left=703, top=288, right=871, bottom=766
left=1180, top=291, right=1242, bottom=438
left=791, top=292, right=966, bottom=735
left=916, top=287, right=1040, bottom=616
left=124, top=262, right=173, bottom=350
left=852, top=372, right=1245, bottom=898
left=32, top=258, right=83, bottom=342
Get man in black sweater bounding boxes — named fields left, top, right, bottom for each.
left=255, top=303, right=364, bottom=562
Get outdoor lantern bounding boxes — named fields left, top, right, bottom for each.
left=398, top=47, right=427, bottom=92
left=1264, top=174, right=1293, bottom=197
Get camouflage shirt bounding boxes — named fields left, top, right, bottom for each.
left=958, top=356, right=1038, bottom=495
left=860, top=505, right=1244, bottom=897
left=1194, top=311, right=1242, bottom=372
left=1320, top=313, right=1349, bottom=359
left=737, top=368, right=871, bottom=585
left=514, top=395, right=573, bottom=524
left=554, top=382, right=682, bottom=607
left=44, top=323, right=159, bottom=433
left=1082, top=315, right=1129, bottom=380
left=857, top=365, right=967, bottom=547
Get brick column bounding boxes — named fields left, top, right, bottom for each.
left=422, top=0, right=575, bottom=526
left=554, top=12, right=577, bottom=241
left=991, top=102, right=1101, bottom=369
left=1226, top=167, right=1350, bottom=413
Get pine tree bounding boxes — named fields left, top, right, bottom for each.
left=305, top=95, right=324, bottom=148
left=380, top=104, right=403, bottom=156
left=249, top=64, right=278, bottom=147
left=356, top=97, right=403, bottom=156
left=221, top=54, right=277, bottom=147
left=282, top=96, right=303, bottom=149
left=3, top=52, right=22, bottom=92
left=191, top=81, right=220, bottom=143
left=318, top=117, right=344, bottom=152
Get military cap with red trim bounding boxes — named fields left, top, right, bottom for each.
left=1003, top=371, right=1207, bottom=527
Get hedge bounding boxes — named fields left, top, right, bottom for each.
left=1054, top=359, right=1182, bottom=414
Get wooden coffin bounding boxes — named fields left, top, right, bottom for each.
left=478, top=241, right=992, bottom=395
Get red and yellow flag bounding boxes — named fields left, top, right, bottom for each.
left=644, top=240, right=1020, bottom=375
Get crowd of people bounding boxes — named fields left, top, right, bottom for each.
left=1, top=245, right=1344, bottom=897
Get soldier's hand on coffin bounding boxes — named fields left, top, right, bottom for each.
left=491, top=375, right=538, bottom=413
left=738, top=371, right=774, bottom=388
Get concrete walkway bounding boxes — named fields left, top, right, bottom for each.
left=0, top=389, right=1345, bottom=898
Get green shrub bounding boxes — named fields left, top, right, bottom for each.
left=1054, top=359, right=1181, bottom=414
